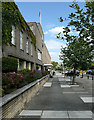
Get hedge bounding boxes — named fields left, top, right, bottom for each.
left=2, top=57, right=18, bottom=73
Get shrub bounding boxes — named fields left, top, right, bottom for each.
left=17, top=69, right=30, bottom=75
left=32, top=70, right=42, bottom=80
left=2, top=69, right=49, bottom=96
left=2, top=72, right=24, bottom=95
left=2, top=57, right=18, bottom=73
left=23, top=70, right=42, bottom=84
left=41, top=71, right=50, bottom=76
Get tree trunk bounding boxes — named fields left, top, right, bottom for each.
left=72, top=69, right=76, bottom=85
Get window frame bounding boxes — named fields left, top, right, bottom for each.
left=11, top=25, right=15, bottom=45
left=20, top=31, right=23, bottom=50
left=26, top=41, right=29, bottom=54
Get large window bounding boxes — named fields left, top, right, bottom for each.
left=26, top=41, right=28, bottom=53
left=37, top=49, right=41, bottom=60
left=20, top=31, right=23, bottom=50
left=31, top=43, right=33, bottom=56
left=11, top=25, right=15, bottom=45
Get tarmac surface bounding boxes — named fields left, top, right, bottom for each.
left=17, top=72, right=94, bottom=120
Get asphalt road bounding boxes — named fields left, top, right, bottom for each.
left=17, top=72, right=94, bottom=120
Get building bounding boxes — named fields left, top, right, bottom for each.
left=2, top=3, right=51, bottom=71
left=27, top=22, right=51, bottom=70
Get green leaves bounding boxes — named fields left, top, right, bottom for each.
left=60, top=17, right=63, bottom=22
left=60, top=37, right=93, bottom=70
left=2, top=2, right=36, bottom=48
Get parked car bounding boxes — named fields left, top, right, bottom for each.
left=86, top=70, right=94, bottom=75
left=75, top=70, right=80, bottom=76
left=65, top=70, right=80, bottom=76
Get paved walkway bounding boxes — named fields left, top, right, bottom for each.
left=17, top=72, right=94, bottom=120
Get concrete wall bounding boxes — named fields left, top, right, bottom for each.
left=2, top=75, right=49, bottom=119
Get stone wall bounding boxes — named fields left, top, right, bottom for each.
left=1, top=75, right=49, bottom=118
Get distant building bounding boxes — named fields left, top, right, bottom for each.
left=2, top=3, right=51, bottom=71
left=27, top=22, right=51, bottom=70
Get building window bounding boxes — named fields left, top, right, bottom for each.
left=26, top=41, right=28, bottom=53
left=37, top=49, right=41, bottom=60
left=31, top=43, right=33, bottom=56
left=20, top=31, right=23, bottom=50
left=11, top=25, right=15, bottom=45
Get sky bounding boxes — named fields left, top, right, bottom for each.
left=16, top=2, right=85, bottom=62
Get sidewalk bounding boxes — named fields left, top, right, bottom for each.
left=17, top=72, right=94, bottom=120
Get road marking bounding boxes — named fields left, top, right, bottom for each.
left=43, top=82, right=52, bottom=87
left=80, top=97, right=94, bottom=103
left=59, top=79, right=65, bottom=82
left=41, top=111, right=68, bottom=118
left=19, top=110, right=42, bottom=116
left=61, top=85, right=71, bottom=88
left=63, top=92, right=88, bottom=94
left=68, top=111, right=93, bottom=118
left=19, top=110, right=94, bottom=119
left=66, top=79, right=71, bottom=82
left=63, top=92, right=75, bottom=94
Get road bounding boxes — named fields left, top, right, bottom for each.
left=17, top=72, right=94, bottom=120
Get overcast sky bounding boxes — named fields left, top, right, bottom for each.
left=16, top=2, right=85, bottom=62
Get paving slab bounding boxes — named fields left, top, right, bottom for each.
left=66, top=79, right=71, bottom=82
left=69, top=118, right=94, bottom=120
left=80, top=97, right=94, bottom=103
left=61, top=85, right=71, bottom=88
left=41, top=111, right=68, bottom=118
left=68, top=111, right=93, bottom=118
left=43, top=82, right=52, bottom=87
left=19, top=110, right=42, bottom=116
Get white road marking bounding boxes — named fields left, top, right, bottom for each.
left=59, top=79, right=65, bottom=82
left=68, top=111, right=93, bottom=118
left=80, top=97, right=94, bottom=103
left=41, top=111, right=68, bottom=118
left=63, top=92, right=88, bottom=94
left=19, top=110, right=94, bottom=119
left=43, top=82, right=52, bottom=87
left=63, top=92, right=75, bottom=94
left=19, top=110, right=42, bottom=116
left=61, top=85, right=71, bottom=88
left=65, top=79, right=71, bottom=82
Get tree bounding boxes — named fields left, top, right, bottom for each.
left=57, top=2, right=94, bottom=51
left=51, top=61, right=58, bottom=70
left=58, top=1, right=94, bottom=84
left=60, top=36, right=93, bottom=84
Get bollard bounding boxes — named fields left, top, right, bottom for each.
left=92, top=76, right=94, bottom=80
left=87, top=75, right=89, bottom=79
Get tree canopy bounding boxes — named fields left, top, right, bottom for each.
left=51, top=61, right=58, bottom=70
left=58, top=1, right=94, bottom=84
left=57, top=2, right=94, bottom=51
left=58, top=1, right=94, bottom=69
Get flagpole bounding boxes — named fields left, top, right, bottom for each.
left=40, top=12, right=41, bottom=25
left=39, top=10, right=41, bottom=25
